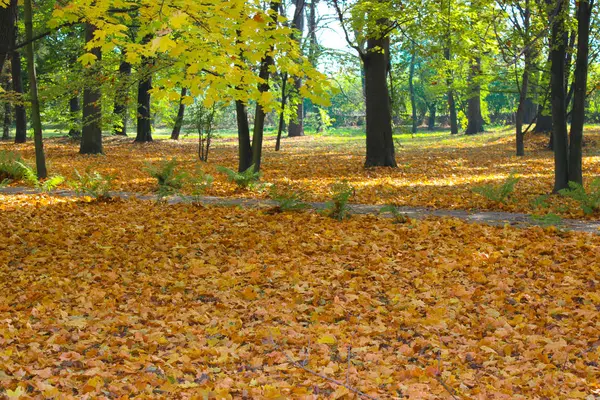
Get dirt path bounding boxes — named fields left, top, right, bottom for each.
left=2, top=186, right=599, bottom=234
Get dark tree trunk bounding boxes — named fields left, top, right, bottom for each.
left=80, top=24, right=103, bottom=154
left=2, top=94, right=10, bottom=140
left=288, top=0, right=306, bottom=138
left=24, top=0, right=46, bottom=178
left=568, top=0, right=593, bottom=185
left=68, top=96, right=81, bottom=138
left=428, top=103, right=436, bottom=130
left=276, top=73, right=287, bottom=151
left=236, top=100, right=252, bottom=172
left=11, top=46, right=26, bottom=143
left=515, top=0, right=531, bottom=157
left=523, top=98, right=537, bottom=124
left=409, top=50, right=417, bottom=134
left=307, top=0, right=319, bottom=65
left=171, top=87, right=187, bottom=140
left=363, top=35, right=396, bottom=167
left=550, top=0, right=569, bottom=192
left=114, top=59, right=131, bottom=136
left=465, top=57, right=484, bottom=135
left=535, top=113, right=553, bottom=133
left=443, top=0, right=458, bottom=135
left=135, top=68, right=153, bottom=143
left=0, top=0, right=16, bottom=74
left=251, top=1, right=279, bottom=172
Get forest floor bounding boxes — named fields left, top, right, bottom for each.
left=1, top=129, right=600, bottom=399
left=2, top=126, right=600, bottom=220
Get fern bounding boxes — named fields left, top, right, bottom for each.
left=144, top=158, right=187, bottom=200
left=187, top=167, right=214, bottom=203
left=69, top=169, right=115, bottom=199
left=0, top=151, right=26, bottom=181
left=0, top=178, right=9, bottom=188
left=559, top=178, right=600, bottom=215
left=379, top=204, right=410, bottom=224
left=15, top=161, right=64, bottom=193
left=216, top=164, right=261, bottom=189
left=323, top=181, right=354, bottom=220
left=268, top=185, right=309, bottom=212
left=531, top=213, right=562, bottom=227
left=472, top=173, right=520, bottom=204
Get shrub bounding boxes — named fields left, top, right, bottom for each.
left=268, top=184, right=309, bottom=212
left=559, top=178, right=600, bottom=215
left=187, top=167, right=214, bottom=203
left=69, top=169, right=115, bottom=199
left=379, top=204, right=410, bottom=224
left=145, top=158, right=187, bottom=200
left=0, top=151, right=26, bottom=182
left=472, top=173, right=520, bottom=204
left=531, top=213, right=563, bottom=227
left=323, top=180, right=354, bottom=220
left=216, top=164, right=261, bottom=190
left=17, top=161, right=65, bottom=193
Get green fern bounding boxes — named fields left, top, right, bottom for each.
left=69, top=169, right=115, bottom=199
left=323, top=180, right=354, bottom=220
left=0, top=151, right=26, bottom=181
left=531, top=213, right=562, bottom=227
left=472, top=173, right=520, bottom=204
left=216, top=164, right=261, bottom=189
left=269, top=185, right=309, bottom=212
left=144, top=158, right=187, bottom=200
left=379, top=204, right=410, bottom=224
left=187, top=167, right=214, bottom=203
left=15, top=161, right=64, bottom=193
left=559, top=178, right=600, bottom=215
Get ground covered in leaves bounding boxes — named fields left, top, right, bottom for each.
left=2, top=128, right=600, bottom=219
left=1, top=194, right=599, bottom=399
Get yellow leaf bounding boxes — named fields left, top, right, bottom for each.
left=317, top=334, right=337, bottom=345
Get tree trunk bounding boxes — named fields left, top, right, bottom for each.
left=550, top=0, right=569, bottom=192
left=80, top=23, right=103, bottom=154
left=236, top=100, right=252, bottom=172
left=443, top=0, right=458, bottom=135
left=428, top=103, right=436, bottom=130
left=24, top=0, right=47, bottom=178
left=363, top=35, right=397, bottom=167
left=251, top=1, right=279, bottom=172
left=535, top=113, right=553, bottom=133
left=288, top=0, right=306, bottom=138
left=135, top=68, right=153, bottom=143
left=515, top=0, right=530, bottom=157
left=68, top=96, right=81, bottom=138
left=0, top=0, right=16, bottom=74
left=114, top=59, right=131, bottom=136
left=465, top=57, right=484, bottom=135
left=11, top=44, right=26, bottom=143
left=568, top=0, right=593, bottom=185
left=2, top=94, right=10, bottom=140
left=276, top=73, right=287, bottom=151
left=307, top=0, right=319, bottom=65
left=171, top=87, right=187, bottom=140
left=409, top=49, right=418, bottom=134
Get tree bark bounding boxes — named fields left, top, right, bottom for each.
left=444, top=0, right=458, bottom=134
left=80, top=23, right=103, bottom=154
left=68, top=95, right=81, bottom=138
left=236, top=100, right=252, bottom=172
left=288, top=0, right=306, bottom=138
left=135, top=65, right=153, bottom=143
left=363, top=35, right=396, bottom=167
left=409, top=49, right=418, bottom=134
left=251, top=1, right=279, bottom=172
left=2, top=92, right=10, bottom=140
left=276, top=73, right=287, bottom=151
left=568, top=0, right=594, bottom=185
left=171, top=87, right=187, bottom=140
left=550, top=0, right=569, bottom=192
left=11, top=41, right=26, bottom=143
left=428, top=103, right=436, bottom=130
left=24, top=0, right=47, bottom=178
left=465, top=57, right=484, bottom=135
left=114, top=59, right=131, bottom=136
left=0, top=0, right=16, bottom=74
left=307, top=0, right=319, bottom=65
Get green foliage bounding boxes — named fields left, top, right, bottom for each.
left=145, top=158, right=187, bottom=200
left=0, top=179, right=9, bottom=189
left=16, top=161, right=65, bottom=193
left=323, top=181, right=354, bottom=220
left=379, top=204, right=410, bottom=224
left=0, top=151, right=26, bottom=182
left=269, top=184, right=309, bottom=212
left=69, top=169, right=115, bottom=199
left=187, top=167, right=214, bottom=203
left=530, top=194, right=550, bottom=210
left=216, top=164, right=261, bottom=190
left=559, top=179, right=600, bottom=215
left=472, top=174, right=520, bottom=204
left=531, top=213, right=563, bottom=228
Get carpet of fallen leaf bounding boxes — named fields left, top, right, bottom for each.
left=2, top=128, right=600, bottom=219
left=1, top=194, right=599, bottom=399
